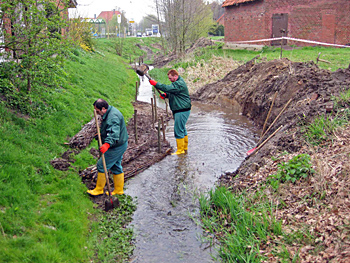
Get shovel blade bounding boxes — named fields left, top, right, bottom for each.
left=104, top=196, right=119, bottom=212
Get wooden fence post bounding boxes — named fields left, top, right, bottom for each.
left=158, top=118, right=161, bottom=153
left=165, top=100, right=169, bottom=116
left=151, top=98, right=155, bottom=129
left=153, top=94, right=158, bottom=121
left=134, top=110, right=138, bottom=145
left=161, top=115, right=166, bottom=141
left=135, top=81, right=138, bottom=101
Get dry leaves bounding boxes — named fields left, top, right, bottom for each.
left=225, top=125, right=350, bottom=262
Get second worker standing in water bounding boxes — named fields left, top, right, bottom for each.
left=149, top=69, right=191, bottom=155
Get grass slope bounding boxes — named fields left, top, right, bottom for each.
left=0, top=39, right=138, bottom=262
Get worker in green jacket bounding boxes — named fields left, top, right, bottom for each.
left=149, top=69, right=191, bottom=155
left=87, top=99, right=128, bottom=196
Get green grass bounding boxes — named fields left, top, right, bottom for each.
left=0, top=39, right=139, bottom=262
left=199, top=187, right=283, bottom=262
left=96, top=37, right=164, bottom=65
left=302, top=110, right=350, bottom=146
left=169, top=44, right=350, bottom=72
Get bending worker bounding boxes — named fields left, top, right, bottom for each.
left=149, top=69, right=191, bottom=155
left=87, top=98, right=128, bottom=196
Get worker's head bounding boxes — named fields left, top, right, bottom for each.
left=167, top=69, right=179, bottom=83
left=93, top=99, right=109, bottom=116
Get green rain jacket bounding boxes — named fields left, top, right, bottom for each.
left=155, top=76, right=191, bottom=113
left=100, top=106, right=128, bottom=148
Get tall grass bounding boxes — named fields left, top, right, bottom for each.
left=199, top=187, right=282, bottom=262
left=0, top=39, right=139, bottom=262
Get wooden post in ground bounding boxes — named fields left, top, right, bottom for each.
left=158, top=118, right=161, bottom=153
left=165, top=100, right=169, bottom=116
left=134, top=110, right=138, bottom=144
left=161, top=116, right=166, bottom=141
left=153, top=94, right=158, bottom=121
left=151, top=98, right=155, bottom=129
left=135, top=81, right=138, bottom=101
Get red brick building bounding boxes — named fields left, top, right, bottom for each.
left=222, top=0, right=350, bottom=46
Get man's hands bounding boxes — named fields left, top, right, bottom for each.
left=149, top=79, right=157, bottom=86
left=159, top=93, right=167, bottom=100
left=99, top=143, right=110, bottom=154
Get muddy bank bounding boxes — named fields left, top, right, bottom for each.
left=51, top=101, right=172, bottom=209
left=192, top=57, right=350, bottom=262
left=192, top=58, right=350, bottom=177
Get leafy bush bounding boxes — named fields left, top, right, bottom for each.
left=268, top=154, right=314, bottom=188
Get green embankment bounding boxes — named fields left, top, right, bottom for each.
left=0, top=39, right=138, bottom=262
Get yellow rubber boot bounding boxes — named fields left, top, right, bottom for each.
left=111, top=173, right=124, bottom=195
left=184, top=135, right=188, bottom=151
left=171, top=138, right=185, bottom=155
left=87, top=172, right=106, bottom=196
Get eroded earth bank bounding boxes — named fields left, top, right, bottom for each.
left=192, top=57, right=350, bottom=262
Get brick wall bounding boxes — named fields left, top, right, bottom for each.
left=224, top=0, right=350, bottom=46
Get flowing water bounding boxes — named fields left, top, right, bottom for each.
left=126, top=76, right=258, bottom=262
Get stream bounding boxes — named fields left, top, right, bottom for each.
left=125, top=75, right=258, bottom=262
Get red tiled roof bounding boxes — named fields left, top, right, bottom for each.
left=97, top=10, right=121, bottom=22
left=216, top=13, right=224, bottom=25
left=222, top=0, right=257, bottom=7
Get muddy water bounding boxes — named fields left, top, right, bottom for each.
left=126, top=77, right=258, bottom=262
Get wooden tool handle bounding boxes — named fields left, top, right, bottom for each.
left=93, top=109, right=113, bottom=197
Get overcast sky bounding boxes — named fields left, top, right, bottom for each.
left=69, top=0, right=155, bottom=23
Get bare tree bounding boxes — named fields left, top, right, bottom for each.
left=155, top=0, right=213, bottom=54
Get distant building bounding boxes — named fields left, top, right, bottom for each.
left=222, top=0, right=350, bottom=46
left=97, top=10, right=121, bottom=24
left=1, top=0, right=77, bottom=59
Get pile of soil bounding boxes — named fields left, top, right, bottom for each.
left=191, top=57, right=350, bottom=262
left=192, top=57, right=350, bottom=176
left=51, top=100, right=172, bottom=209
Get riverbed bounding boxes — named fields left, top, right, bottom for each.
left=125, top=77, right=258, bottom=262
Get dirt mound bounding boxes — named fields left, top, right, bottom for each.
left=51, top=100, right=172, bottom=209
left=192, top=58, right=350, bottom=173
left=192, top=57, right=350, bottom=262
